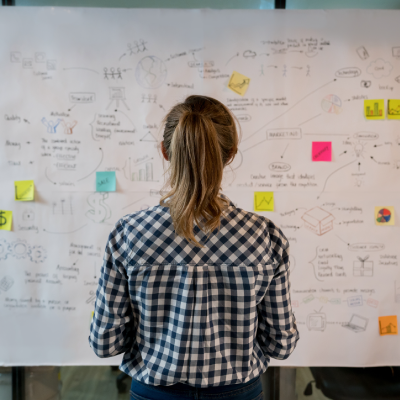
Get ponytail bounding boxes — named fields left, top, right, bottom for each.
left=160, top=95, right=239, bottom=247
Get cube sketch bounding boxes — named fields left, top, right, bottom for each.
left=301, top=207, right=334, bottom=236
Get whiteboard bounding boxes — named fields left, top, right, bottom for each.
left=0, top=7, right=399, bottom=366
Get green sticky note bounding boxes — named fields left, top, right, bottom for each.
left=96, top=171, right=116, bottom=192
left=0, top=210, right=12, bottom=231
left=254, top=191, right=274, bottom=211
left=15, top=180, right=34, bottom=201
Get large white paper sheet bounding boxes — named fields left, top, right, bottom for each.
left=0, top=7, right=399, bottom=366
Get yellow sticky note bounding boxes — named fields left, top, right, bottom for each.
left=14, top=180, right=34, bottom=201
left=379, top=315, right=398, bottom=336
left=0, top=210, right=12, bottom=231
left=364, top=99, right=385, bottom=120
left=388, top=100, right=400, bottom=120
left=375, top=206, right=395, bottom=226
left=228, top=71, right=250, bottom=96
left=254, top=192, right=274, bottom=212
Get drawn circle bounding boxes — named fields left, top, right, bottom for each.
left=0, top=239, right=9, bottom=260
left=321, top=94, right=342, bottom=114
left=9, top=240, right=29, bottom=259
left=229, top=149, right=243, bottom=171
left=29, top=246, right=47, bottom=263
left=135, top=56, right=167, bottom=89
left=376, top=208, right=391, bottom=223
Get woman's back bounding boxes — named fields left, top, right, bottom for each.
left=89, top=193, right=298, bottom=387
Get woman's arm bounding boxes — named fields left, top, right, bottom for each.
left=89, top=219, right=135, bottom=358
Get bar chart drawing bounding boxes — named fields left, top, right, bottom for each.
left=366, top=102, right=382, bottom=117
left=132, top=162, right=153, bottom=181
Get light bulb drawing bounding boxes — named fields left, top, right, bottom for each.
left=352, top=140, right=366, bottom=158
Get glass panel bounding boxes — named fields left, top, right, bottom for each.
left=287, top=0, right=400, bottom=9
left=13, top=0, right=274, bottom=9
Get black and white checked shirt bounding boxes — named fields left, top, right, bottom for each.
left=89, top=193, right=299, bottom=387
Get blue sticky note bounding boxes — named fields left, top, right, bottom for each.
left=96, top=171, right=116, bottom=192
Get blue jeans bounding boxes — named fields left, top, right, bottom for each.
left=130, top=376, right=263, bottom=400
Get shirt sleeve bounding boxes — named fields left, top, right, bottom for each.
left=89, top=218, right=135, bottom=358
left=256, top=221, right=299, bottom=360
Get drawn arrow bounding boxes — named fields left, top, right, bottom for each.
left=226, top=52, right=239, bottom=66
left=77, top=148, right=103, bottom=182
left=267, top=65, right=278, bottom=68
left=63, top=67, right=99, bottom=74
left=317, top=160, right=356, bottom=199
left=68, top=104, right=76, bottom=112
left=358, top=162, right=361, bottom=171
left=119, top=53, right=126, bottom=61
left=335, top=234, right=350, bottom=246
left=339, top=151, right=347, bottom=156
left=122, top=196, right=149, bottom=210
left=23, top=119, right=30, bottom=124
left=281, top=144, right=289, bottom=158
left=115, top=110, right=135, bottom=126
left=243, top=78, right=337, bottom=144
left=298, top=113, right=321, bottom=127
left=159, top=104, right=166, bottom=111
left=45, top=167, right=57, bottom=185
left=43, top=224, right=88, bottom=234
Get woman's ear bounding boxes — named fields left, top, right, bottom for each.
left=161, top=141, right=169, bottom=161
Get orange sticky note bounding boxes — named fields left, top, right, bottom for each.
left=379, top=315, right=398, bottom=336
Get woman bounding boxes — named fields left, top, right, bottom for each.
left=89, top=95, right=299, bottom=400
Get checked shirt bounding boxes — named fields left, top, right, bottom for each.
left=89, top=193, right=299, bottom=388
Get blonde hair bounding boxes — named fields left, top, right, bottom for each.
left=160, top=95, right=240, bottom=247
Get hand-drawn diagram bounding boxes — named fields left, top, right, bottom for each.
left=127, top=39, right=147, bottom=55
left=61, top=120, right=77, bottom=135
left=142, top=94, right=157, bottom=103
left=0, top=276, right=14, bottom=292
left=103, top=67, right=123, bottom=79
left=106, top=87, right=130, bottom=110
left=140, top=132, right=157, bottom=142
left=353, top=255, right=373, bottom=277
left=2, top=7, right=400, bottom=367
left=42, top=117, right=61, bottom=133
left=302, top=207, right=334, bottom=236
left=86, top=290, right=96, bottom=305
left=306, top=309, right=326, bottom=331
left=131, top=162, right=154, bottom=182
left=0, top=239, right=47, bottom=263
left=85, top=193, right=112, bottom=223
left=356, top=46, right=369, bottom=60
left=379, top=319, right=397, bottom=335
left=22, top=209, right=35, bottom=221
left=321, top=94, right=342, bottom=114
left=135, top=56, right=167, bottom=89
left=52, top=198, right=73, bottom=215
left=366, top=59, right=393, bottom=79
left=342, top=314, right=368, bottom=332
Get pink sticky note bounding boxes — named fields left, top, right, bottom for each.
left=312, top=142, right=332, bottom=162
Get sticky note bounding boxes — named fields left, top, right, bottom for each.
left=254, top=192, right=274, bottom=211
left=14, top=180, right=34, bottom=201
left=375, top=206, right=395, bottom=226
left=388, top=100, right=400, bottom=120
left=228, top=71, right=250, bottom=96
left=364, top=99, right=385, bottom=120
left=96, top=171, right=116, bottom=192
left=312, top=142, right=332, bottom=161
left=0, top=210, right=12, bottom=231
left=379, top=315, right=398, bottom=336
